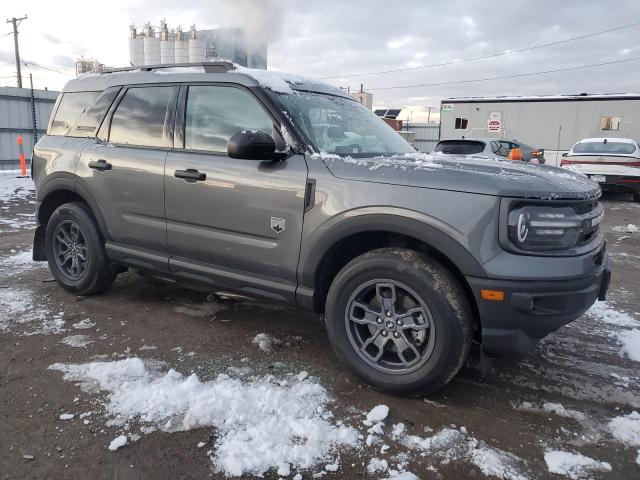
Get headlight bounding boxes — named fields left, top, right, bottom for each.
left=507, top=204, right=602, bottom=251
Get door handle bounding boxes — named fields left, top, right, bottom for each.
left=174, top=169, right=206, bottom=181
left=88, top=159, right=112, bottom=171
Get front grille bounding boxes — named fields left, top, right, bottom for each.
left=574, top=200, right=603, bottom=247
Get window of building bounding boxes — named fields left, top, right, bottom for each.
left=184, top=86, right=273, bottom=153
left=454, top=117, right=468, bottom=129
left=601, top=116, right=622, bottom=131
left=49, top=91, right=100, bottom=136
left=109, top=86, right=173, bottom=147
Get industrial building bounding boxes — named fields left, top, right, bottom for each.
left=128, top=21, right=267, bottom=69
left=0, top=86, right=58, bottom=170
left=439, top=93, right=640, bottom=165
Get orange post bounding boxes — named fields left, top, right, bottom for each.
left=17, top=135, right=27, bottom=177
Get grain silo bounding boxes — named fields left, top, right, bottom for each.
left=128, top=25, right=144, bottom=67
left=174, top=26, right=190, bottom=63
left=159, top=20, right=175, bottom=65
left=143, top=24, right=160, bottom=65
left=188, top=25, right=206, bottom=63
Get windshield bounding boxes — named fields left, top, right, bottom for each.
left=275, top=91, right=415, bottom=157
left=573, top=141, right=637, bottom=155
left=434, top=140, right=485, bottom=155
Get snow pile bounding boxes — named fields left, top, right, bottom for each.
left=252, top=332, right=282, bottom=353
left=73, top=319, right=96, bottom=330
left=544, top=450, right=612, bottom=479
left=617, top=329, right=640, bottom=362
left=0, top=171, right=35, bottom=203
left=399, top=427, right=528, bottom=479
left=608, top=411, right=640, bottom=446
left=367, top=457, right=389, bottom=474
left=364, top=405, right=389, bottom=425
left=612, top=224, right=638, bottom=234
left=48, top=358, right=359, bottom=477
left=382, top=473, right=419, bottom=480
left=586, top=302, right=639, bottom=328
left=0, top=287, right=65, bottom=335
left=516, top=401, right=585, bottom=422
left=108, top=435, right=128, bottom=451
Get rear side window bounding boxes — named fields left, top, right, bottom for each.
left=184, top=85, right=273, bottom=153
left=67, top=87, right=120, bottom=138
left=109, top=86, right=173, bottom=147
left=49, top=92, right=100, bottom=136
left=434, top=140, right=485, bottom=155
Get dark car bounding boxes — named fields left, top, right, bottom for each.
left=499, top=140, right=546, bottom=164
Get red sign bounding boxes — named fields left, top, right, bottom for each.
left=487, top=119, right=501, bottom=132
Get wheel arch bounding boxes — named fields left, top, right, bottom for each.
left=33, top=176, right=110, bottom=261
left=298, top=213, right=485, bottom=331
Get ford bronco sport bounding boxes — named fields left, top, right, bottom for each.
left=31, top=62, right=611, bottom=394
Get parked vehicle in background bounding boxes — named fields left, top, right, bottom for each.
left=31, top=62, right=610, bottom=394
left=433, top=138, right=509, bottom=158
left=561, top=138, right=640, bottom=202
left=499, top=140, right=546, bottom=164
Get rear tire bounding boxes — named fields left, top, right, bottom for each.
left=45, top=202, right=115, bottom=295
left=325, top=248, right=473, bottom=395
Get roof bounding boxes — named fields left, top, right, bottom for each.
left=576, top=137, right=638, bottom=144
left=63, top=62, right=349, bottom=98
left=442, top=93, right=640, bottom=104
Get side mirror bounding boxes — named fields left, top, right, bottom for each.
left=562, top=152, right=568, bottom=157
left=227, top=131, right=276, bottom=160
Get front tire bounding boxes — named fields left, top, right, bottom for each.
left=45, top=202, right=115, bottom=295
left=325, top=248, right=472, bottom=395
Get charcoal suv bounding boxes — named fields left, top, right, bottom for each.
left=31, top=63, right=611, bottom=393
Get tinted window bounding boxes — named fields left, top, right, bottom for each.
left=49, top=92, right=100, bottom=136
left=573, top=141, right=637, bottom=155
left=434, top=140, right=485, bottom=155
left=109, top=86, right=173, bottom=147
left=67, top=87, right=120, bottom=138
left=185, top=86, right=273, bottom=152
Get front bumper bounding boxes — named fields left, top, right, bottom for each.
left=466, top=248, right=611, bottom=357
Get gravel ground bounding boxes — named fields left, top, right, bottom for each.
left=1, top=172, right=639, bottom=480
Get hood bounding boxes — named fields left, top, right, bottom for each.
left=313, top=153, right=600, bottom=200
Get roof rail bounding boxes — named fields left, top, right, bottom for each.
left=100, top=62, right=236, bottom=74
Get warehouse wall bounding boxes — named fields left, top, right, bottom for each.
left=439, top=98, right=640, bottom=165
left=404, top=123, right=440, bottom=153
left=0, top=86, right=59, bottom=170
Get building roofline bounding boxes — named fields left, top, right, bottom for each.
left=441, top=93, right=640, bottom=104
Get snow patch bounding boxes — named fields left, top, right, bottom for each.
left=544, top=450, right=612, bottom=479
left=364, top=405, right=389, bottom=425
left=586, top=302, right=640, bottom=328
left=612, top=224, right=638, bottom=234
left=72, top=319, right=96, bottom=330
left=108, top=435, right=128, bottom=451
left=0, top=287, right=66, bottom=335
left=0, top=171, right=35, bottom=203
left=59, top=413, right=74, bottom=420
left=252, top=332, right=282, bottom=353
left=617, top=329, right=640, bottom=362
left=367, top=457, right=388, bottom=474
left=61, top=335, right=93, bottom=348
left=49, top=358, right=358, bottom=477
left=608, top=411, right=640, bottom=446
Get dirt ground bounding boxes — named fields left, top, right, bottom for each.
left=1, top=176, right=639, bottom=480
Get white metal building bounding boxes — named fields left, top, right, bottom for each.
left=439, top=93, right=640, bottom=165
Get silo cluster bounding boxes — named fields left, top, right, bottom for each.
left=128, top=21, right=207, bottom=66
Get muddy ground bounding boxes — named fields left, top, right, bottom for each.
left=1, top=176, right=639, bottom=480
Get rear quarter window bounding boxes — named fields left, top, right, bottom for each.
left=434, top=140, right=485, bottom=155
left=67, top=87, right=120, bottom=138
left=49, top=91, right=100, bottom=136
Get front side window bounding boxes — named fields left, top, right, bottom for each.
left=49, top=91, right=100, bottom=136
left=184, top=86, right=273, bottom=152
left=274, top=91, right=414, bottom=157
left=109, top=86, right=173, bottom=147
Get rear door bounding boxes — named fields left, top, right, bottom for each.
left=164, top=84, right=308, bottom=301
left=77, top=85, right=178, bottom=271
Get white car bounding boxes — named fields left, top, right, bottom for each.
left=561, top=137, right=640, bottom=202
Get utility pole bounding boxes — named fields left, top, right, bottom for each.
left=6, top=15, right=28, bottom=88
left=427, top=106, right=433, bottom=123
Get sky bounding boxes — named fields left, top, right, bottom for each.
left=2, top=0, right=640, bottom=122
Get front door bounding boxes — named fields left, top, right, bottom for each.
left=164, top=84, right=308, bottom=302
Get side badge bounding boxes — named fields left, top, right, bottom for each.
left=271, top=217, right=286, bottom=234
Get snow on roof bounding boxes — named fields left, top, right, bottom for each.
left=443, top=93, right=640, bottom=103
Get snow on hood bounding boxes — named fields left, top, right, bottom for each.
left=315, top=152, right=600, bottom=200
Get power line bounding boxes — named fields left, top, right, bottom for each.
left=318, top=21, right=640, bottom=80
left=365, top=56, right=640, bottom=91
left=23, top=61, right=73, bottom=75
